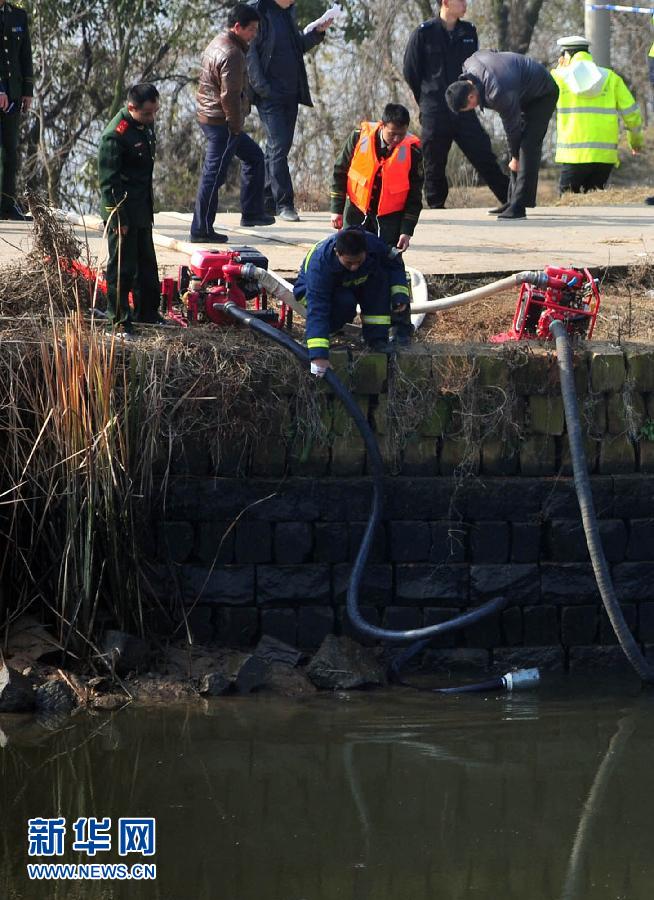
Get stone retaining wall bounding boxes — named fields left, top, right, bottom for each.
left=154, top=344, right=654, bottom=664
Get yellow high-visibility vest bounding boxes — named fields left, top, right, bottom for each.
left=551, top=51, right=643, bottom=164
left=649, top=14, right=654, bottom=57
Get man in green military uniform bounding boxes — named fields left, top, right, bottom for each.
left=98, top=83, right=166, bottom=336
left=0, top=0, right=33, bottom=220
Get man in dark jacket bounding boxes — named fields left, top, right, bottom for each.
left=247, top=0, right=332, bottom=222
left=98, top=83, right=164, bottom=336
left=191, top=3, right=269, bottom=242
left=329, top=104, right=423, bottom=250
left=446, top=50, right=559, bottom=219
left=0, top=0, right=33, bottom=220
left=403, top=0, right=508, bottom=210
left=294, top=228, right=410, bottom=375
left=329, top=103, right=422, bottom=345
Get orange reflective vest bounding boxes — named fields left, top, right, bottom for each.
left=346, top=121, right=420, bottom=217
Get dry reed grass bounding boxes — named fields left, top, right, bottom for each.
left=555, top=186, right=647, bottom=206
left=0, top=195, right=93, bottom=318
left=4, top=198, right=651, bottom=668
left=0, top=201, right=332, bottom=666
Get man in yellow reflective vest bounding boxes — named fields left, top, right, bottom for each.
left=551, top=35, right=643, bottom=195
left=329, top=103, right=422, bottom=345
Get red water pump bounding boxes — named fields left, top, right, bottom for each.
left=491, top=266, right=600, bottom=343
left=161, top=246, right=289, bottom=329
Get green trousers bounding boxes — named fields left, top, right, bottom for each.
left=106, top=225, right=161, bottom=326
left=0, top=108, right=20, bottom=213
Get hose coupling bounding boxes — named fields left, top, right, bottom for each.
left=517, top=271, right=549, bottom=288
left=501, top=668, right=540, bottom=691
left=237, top=262, right=257, bottom=280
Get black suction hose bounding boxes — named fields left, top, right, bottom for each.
left=550, top=319, right=654, bottom=683
left=222, top=301, right=507, bottom=642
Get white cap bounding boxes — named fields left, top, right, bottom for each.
left=557, top=35, right=591, bottom=51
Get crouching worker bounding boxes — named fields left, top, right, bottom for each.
left=294, top=228, right=410, bottom=377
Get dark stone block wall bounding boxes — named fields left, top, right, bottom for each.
left=155, top=474, right=654, bottom=662
left=151, top=343, right=654, bottom=664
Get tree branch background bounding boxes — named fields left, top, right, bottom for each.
left=19, top=0, right=653, bottom=213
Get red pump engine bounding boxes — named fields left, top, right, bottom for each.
left=491, top=266, right=600, bottom=343
left=161, top=245, right=289, bottom=328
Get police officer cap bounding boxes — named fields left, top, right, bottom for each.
left=556, top=35, right=590, bottom=52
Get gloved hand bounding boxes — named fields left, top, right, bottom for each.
left=310, top=358, right=331, bottom=378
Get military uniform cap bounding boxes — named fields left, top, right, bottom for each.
left=556, top=35, right=591, bottom=51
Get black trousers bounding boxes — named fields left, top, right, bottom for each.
left=106, top=225, right=161, bottom=326
left=508, top=85, right=559, bottom=211
left=346, top=208, right=413, bottom=338
left=559, top=162, right=614, bottom=194
left=0, top=107, right=20, bottom=213
left=420, top=109, right=509, bottom=208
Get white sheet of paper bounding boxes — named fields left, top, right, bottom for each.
left=303, top=4, right=345, bottom=34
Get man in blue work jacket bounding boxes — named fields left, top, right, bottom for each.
left=294, top=228, right=410, bottom=376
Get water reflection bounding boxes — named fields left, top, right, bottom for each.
left=560, top=715, right=636, bottom=900
left=0, top=682, right=651, bottom=900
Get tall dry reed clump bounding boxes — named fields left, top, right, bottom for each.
left=0, top=200, right=325, bottom=666
left=0, top=202, right=168, bottom=662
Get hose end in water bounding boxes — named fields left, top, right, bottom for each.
left=502, top=668, right=540, bottom=691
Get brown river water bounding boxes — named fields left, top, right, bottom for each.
left=1, top=676, right=652, bottom=899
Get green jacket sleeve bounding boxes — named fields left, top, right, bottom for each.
left=98, top=133, right=130, bottom=227
left=399, top=145, right=424, bottom=237
left=330, top=129, right=359, bottom=214
left=615, top=75, right=643, bottom=151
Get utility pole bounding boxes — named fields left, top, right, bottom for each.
left=585, top=1, right=611, bottom=66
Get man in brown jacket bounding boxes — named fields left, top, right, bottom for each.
left=190, top=3, right=271, bottom=242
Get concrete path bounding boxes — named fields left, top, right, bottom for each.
left=1, top=204, right=652, bottom=277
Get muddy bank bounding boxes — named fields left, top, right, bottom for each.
left=1, top=627, right=636, bottom=728
left=0, top=633, right=399, bottom=719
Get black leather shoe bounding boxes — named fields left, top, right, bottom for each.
left=1, top=204, right=32, bottom=221
left=189, top=232, right=228, bottom=243
left=497, top=205, right=527, bottom=220
left=278, top=207, right=300, bottom=222
left=240, top=214, right=275, bottom=227
left=135, top=315, right=170, bottom=326
left=488, top=202, right=510, bottom=215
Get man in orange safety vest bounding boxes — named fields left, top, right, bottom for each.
left=329, top=103, right=423, bottom=344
